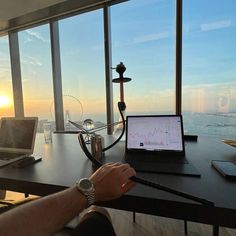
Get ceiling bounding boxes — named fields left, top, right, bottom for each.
left=0, top=0, right=66, bottom=20
left=0, top=0, right=125, bottom=35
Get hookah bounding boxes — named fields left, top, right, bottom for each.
left=75, top=62, right=214, bottom=207
left=112, top=62, right=131, bottom=136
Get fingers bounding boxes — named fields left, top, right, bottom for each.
left=104, top=162, right=136, bottom=177
left=106, top=163, right=136, bottom=181
left=110, top=163, right=136, bottom=194
left=103, top=162, right=135, bottom=173
left=121, top=180, right=136, bottom=193
left=90, top=162, right=136, bottom=202
left=121, top=164, right=136, bottom=177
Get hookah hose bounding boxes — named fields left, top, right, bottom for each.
left=78, top=102, right=214, bottom=206
left=102, top=102, right=126, bottom=152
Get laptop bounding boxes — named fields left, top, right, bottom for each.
left=124, top=115, right=200, bottom=177
left=0, top=117, right=38, bottom=167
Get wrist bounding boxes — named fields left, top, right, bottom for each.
left=75, top=178, right=95, bottom=206
left=73, top=186, right=88, bottom=207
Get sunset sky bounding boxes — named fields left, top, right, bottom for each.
left=1, top=0, right=236, bottom=121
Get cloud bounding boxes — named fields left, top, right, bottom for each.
left=25, top=29, right=50, bottom=43
left=0, top=68, right=11, bottom=81
left=0, top=58, right=10, bottom=73
left=133, top=32, right=169, bottom=44
left=0, top=57, right=9, bottom=63
left=201, top=20, right=231, bottom=32
left=22, top=56, right=42, bottom=66
left=0, top=37, right=8, bottom=44
left=23, top=36, right=33, bottom=44
left=183, top=81, right=236, bottom=90
left=113, top=31, right=169, bottom=48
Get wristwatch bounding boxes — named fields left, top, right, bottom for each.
left=76, top=178, right=95, bottom=206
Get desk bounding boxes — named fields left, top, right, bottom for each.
left=0, top=134, right=236, bottom=230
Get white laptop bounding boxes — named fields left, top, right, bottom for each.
left=0, top=117, right=38, bottom=167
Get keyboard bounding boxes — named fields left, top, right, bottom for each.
left=0, top=152, right=23, bottom=161
left=0, top=152, right=28, bottom=167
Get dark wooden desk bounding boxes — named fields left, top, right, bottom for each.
left=0, top=134, right=236, bottom=229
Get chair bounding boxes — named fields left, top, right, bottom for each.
left=0, top=190, right=6, bottom=199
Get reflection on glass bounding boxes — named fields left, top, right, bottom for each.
left=0, top=36, right=14, bottom=118
left=18, top=24, right=54, bottom=132
left=183, top=0, right=236, bottom=139
left=18, top=26, right=53, bottom=117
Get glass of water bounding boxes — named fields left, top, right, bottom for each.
left=43, top=122, right=53, bottom=143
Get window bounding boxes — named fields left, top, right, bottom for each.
left=183, top=0, right=236, bottom=139
left=59, top=9, right=105, bottom=129
left=111, top=0, right=176, bottom=119
left=18, top=24, right=54, bottom=131
left=0, top=36, right=14, bottom=118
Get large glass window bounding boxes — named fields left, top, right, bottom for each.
left=0, top=36, right=14, bottom=118
left=111, top=0, right=176, bottom=120
left=183, top=0, right=236, bottom=139
left=59, top=9, right=105, bottom=130
left=18, top=25, right=53, bottom=131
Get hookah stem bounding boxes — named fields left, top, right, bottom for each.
left=120, top=78, right=124, bottom=103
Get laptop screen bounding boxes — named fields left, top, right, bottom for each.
left=0, top=117, right=38, bottom=153
left=126, top=115, right=184, bottom=153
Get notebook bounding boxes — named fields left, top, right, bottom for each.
left=0, top=117, right=38, bottom=167
left=124, top=115, right=200, bottom=177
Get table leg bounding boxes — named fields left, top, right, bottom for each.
left=212, top=225, right=219, bottom=236
left=133, top=211, right=136, bottom=223
left=184, top=220, right=188, bottom=235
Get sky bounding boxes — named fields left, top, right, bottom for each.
left=1, top=0, right=236, bottom=121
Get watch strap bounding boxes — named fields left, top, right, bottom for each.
left=84, top=189, right=95, bottom=206
left=76, top=179, right=95, bottom=206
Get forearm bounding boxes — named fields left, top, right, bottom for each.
left=0, top=163, right=136, bottom=236
left=0, top=186, right=87, bottom=236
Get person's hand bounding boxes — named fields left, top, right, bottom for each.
left=89, top=162, right=136, bottom=202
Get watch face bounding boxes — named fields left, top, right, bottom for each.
left=80, top=178, right=92, bottom=190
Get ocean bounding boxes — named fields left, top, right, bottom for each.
left=81, top=112, right=236, bottom=140
left=40, top=112, right=236, bottom=140
left=183, top=112, right=236, bottom=140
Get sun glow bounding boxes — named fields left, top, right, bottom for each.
left=0, top=95, right=11, bottom=108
